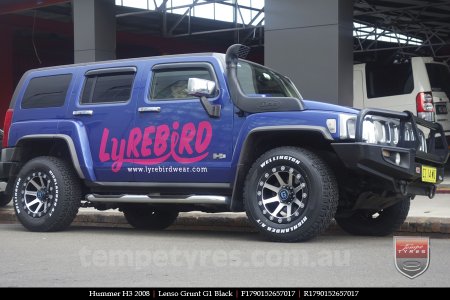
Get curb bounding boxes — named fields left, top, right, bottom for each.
left=436, top=182, right=450, bottom=194
left=1, top=207, right=449, bottom=235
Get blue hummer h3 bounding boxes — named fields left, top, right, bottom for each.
left=0, top=45, right=448, bottom=242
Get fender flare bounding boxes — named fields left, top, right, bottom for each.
left=15, top=134, right=86, bottom=179
left=229, top=125, right=333, bottom=211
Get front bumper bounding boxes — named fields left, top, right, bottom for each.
left=333, top=109, right=449, bottom=197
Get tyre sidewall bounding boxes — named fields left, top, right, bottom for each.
left=245, top=150, right=328, bottom=240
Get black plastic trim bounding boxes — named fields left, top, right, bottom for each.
left=85, top=67, right=137, bottom=76
left=87, top=181, right=232, bottom=189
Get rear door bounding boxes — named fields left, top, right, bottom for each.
left=68, top=66, right=138, bottom=182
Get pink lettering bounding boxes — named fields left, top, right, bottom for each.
left=99, top=128, right=110, bottom=162
left=195, top=121, right=212, bottom=153
left=178, top=122, right=196, bottom=155
left=127, top=128, right=142, bottom=158
left=111, top=138, right=126, bottom=172
left=154, top=125, right=170, bottom=156
left=98, top=121, right=213, bottom=172
left=141, top=126, right=155, bottom=157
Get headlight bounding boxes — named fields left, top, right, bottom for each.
left=339, top=114, right=356, bottom=139
left=362, top=116, right=401, bottom=145
left=361, top=115, right=428, bottom=152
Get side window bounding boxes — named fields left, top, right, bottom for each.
left=366, top=63, right=414, bottom=98
left=150, top=68, right=214, bottom=101
left=81, top=72, right=135, bottom=104
left=22, top=74, right=72, bottom=109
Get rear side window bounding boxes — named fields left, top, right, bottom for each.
left=81, top=72, right=135, bottom=104
left=150, top=68, right=214, bottom=100
left=21, top=74, right=72, bottom=109
left=426, top=63, right=450, bottom=95
left=366, top=63, right=414, bottom=98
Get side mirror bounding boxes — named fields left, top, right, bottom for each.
left=187, top=78, right=216, bottom=97
left=188, top=78, right=221, bottom=118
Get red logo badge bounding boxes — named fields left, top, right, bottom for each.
left=394, top=236, right=430, bottom=279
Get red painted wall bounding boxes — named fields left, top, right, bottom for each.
left=0, top=26, right=13, bottom=127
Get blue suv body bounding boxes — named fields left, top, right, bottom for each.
left=0, top=45, right=448, bottom=242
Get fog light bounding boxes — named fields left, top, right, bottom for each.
left=395, top=153, right=401, bottom=165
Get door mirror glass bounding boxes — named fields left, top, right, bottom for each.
left=188, top=78, right=216, bottom=97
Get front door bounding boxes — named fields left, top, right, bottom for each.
left=131, top=61, right=234, bottom=184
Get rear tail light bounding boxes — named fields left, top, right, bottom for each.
left=2, top=109, right=14, bottom=148
left=416, top=92, right=434, bottom=121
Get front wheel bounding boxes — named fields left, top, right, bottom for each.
left=244, top=147, right=338, bottom=242
left=335, top=197, right=410, bottom=236
left=13, top=156, right=81, bottom=232
left=123, top=204, right=179, bottom=230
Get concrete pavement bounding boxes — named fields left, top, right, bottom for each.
left=1, top=224, right=449, bottom=287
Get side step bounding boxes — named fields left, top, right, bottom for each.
left=85, top=194, right=229, bottom=205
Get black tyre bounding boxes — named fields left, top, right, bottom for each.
left=0, top=191, right=12, bottom=207
left=335, top=197, right=410, bottom=236
left=13, top=156, right=81, bottom=232
left=123, top=204, right=179, bottom=230
left=244, top=147, right=338, bottom=242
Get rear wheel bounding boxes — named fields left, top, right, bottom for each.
left=13, top=156, right=81, bottom=232
left=244, top=147, right=338, bottom=242
left=123, top=204, right=179, bottom=230
left=335, top=197, right=410, bottom=236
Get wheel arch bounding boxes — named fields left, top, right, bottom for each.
left=13, top=134, right=85, bottom=180
left=230, top=126, right=334, bottom=211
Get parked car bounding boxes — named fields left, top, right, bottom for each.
left=0, top=45, right=447, bottom=242
left=354, top=57, right=450, bottom=148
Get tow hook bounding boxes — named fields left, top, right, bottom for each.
left=399, top=181, right=408, bottom=196
left=428, top=185, right=436, bottom=199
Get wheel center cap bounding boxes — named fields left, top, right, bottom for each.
left=37, top=189, right=47, bottom=200
left=278, top=186, right=294, bottom=204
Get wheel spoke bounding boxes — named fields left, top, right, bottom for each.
left=25, top=191, right=37, bottom=196
left=27, top=198, right=41, bottom=208
left=262, top=196, right=279, bottom=205
left=287, top=173, right=293, bottom=186
left=29, top=179, right=42, bottom=190
left=294, top=183, right=305, bottom=194
left=274, top=173, right=286, bottom=186
left=263, top=183, right=280, bottom=193
left=33, top=202, right=43, bottom=214
left=286, top=204, right=292, bottom=216
left=38, top=176, right=45, bottom=188
left=272, top=203, right=285, bottom=216
left=294, top=199, right=305, bottom=208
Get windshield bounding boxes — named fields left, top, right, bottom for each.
left=236, top=60, right=302, bottom=99
left=426, top=63, right=450, bottom=95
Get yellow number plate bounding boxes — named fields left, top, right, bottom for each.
left=422, top=166, right=437, bottom=183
